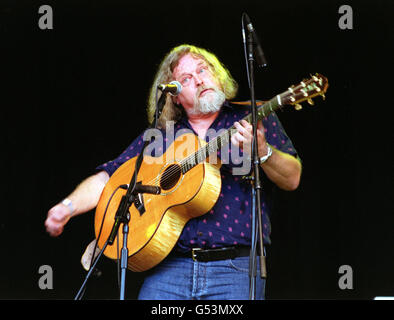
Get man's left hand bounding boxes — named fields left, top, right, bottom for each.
left=231, top=120, right=269, bottom=157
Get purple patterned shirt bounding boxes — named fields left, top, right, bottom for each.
left=96, top=101, right=298, bottom=252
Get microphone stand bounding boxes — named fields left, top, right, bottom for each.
left=242, top=14, right=267, bottom=300
left=108, top=90, right=167, bottom=300
left=74, top=90, right=166, bottom=300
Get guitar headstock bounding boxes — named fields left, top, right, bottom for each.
left=283, top=73, right=329, bottom=110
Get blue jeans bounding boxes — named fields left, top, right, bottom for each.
left=138, top=255, right=265, bottom=300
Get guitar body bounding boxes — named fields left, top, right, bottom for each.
left=94, top=133, right=222, bottom=272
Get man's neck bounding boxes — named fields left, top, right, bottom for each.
left=187, top=111, right=220, bottom=139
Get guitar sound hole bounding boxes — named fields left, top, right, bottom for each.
left=160, top=164, right=182, bottom=190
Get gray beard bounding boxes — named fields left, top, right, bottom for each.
left=189, top=90, right=226, bottom=116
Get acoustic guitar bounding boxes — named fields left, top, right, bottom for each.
left=94, top=74, right=329, bottom=271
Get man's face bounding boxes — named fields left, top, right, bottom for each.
left=172, top=54, right=225, bottom=116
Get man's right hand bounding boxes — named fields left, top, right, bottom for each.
left=44, top=171, right=110, bottom=237
left=45, top=203, right=73, bottom=237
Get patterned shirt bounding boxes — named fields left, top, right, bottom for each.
left=96, top=101, right=298, bottom=252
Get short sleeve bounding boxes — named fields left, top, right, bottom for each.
left=262, top=112, right=299, bottom=159
left=95, top=133, right=145, bottom=177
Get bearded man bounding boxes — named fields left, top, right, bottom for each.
left=45, top=44, right=302, bottom=299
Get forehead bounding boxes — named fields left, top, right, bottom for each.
left=173, top=54, right=207, bottom=77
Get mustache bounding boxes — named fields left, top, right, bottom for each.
left=197, top=86, right=216, bottom=97
left=191, top=89, right=225, bottom=116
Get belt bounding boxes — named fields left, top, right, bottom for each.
left=172, top=246, right=257, bottom=262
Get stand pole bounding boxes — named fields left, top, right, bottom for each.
left=119, top=220, right=130, bottom=300
left=245, top=27, right=267, bottom=301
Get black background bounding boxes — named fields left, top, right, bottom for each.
left=1, top=0, right=393, bottom=300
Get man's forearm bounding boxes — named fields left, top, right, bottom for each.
left=260, top=147, right=302, bottom=191
left=66, top=171, right=109, bottom=216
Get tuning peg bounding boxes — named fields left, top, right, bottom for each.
left=294, top=104, right=302, bottom=110
left=307, top=99, right=314, bottom=105
left=321, top=94, right=326, bottom=100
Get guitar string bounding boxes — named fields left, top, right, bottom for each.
left=132, top=100, right=270, bottom=189
left=132, top=134, right=224, bottom=189
left=133, top=121, right=245, bottom=190
left=143, top=96, right=278, bottom=187
left=138, top=142, right=217, bottom=188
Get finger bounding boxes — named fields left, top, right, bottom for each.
left=234, top=122, right=252, bottom=142
left=46, top=222, right=63, bottom=237
left=234, top=132, right=248, bottom=144
left=49, top=227, right=63, bottom=237
left=231, top=133, right=248, bottom=151
left=240, top=120, right=252, bottom=131
left=45, top=208, right=69, bottom=236
left=231, top=135, right=240, bottom=150
left=231, top=133, right=241, bottom=147
left=233, top=121, right=248, bottom=136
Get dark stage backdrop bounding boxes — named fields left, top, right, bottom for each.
left=1, top=0, right=393, bottom=300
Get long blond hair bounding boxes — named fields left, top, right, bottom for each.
left=147, top=44, right=238, bottom=128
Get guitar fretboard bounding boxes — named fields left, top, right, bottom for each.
left=180, top=95, right=283, bottom=174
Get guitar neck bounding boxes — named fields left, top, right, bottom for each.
left=180, top=73, right=329, bottom=174
left=180, top=95, right=283, bottom=174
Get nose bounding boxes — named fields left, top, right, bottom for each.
left=194, top=73, right=204, bottom=86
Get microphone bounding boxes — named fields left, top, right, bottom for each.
left=243, top=13, right=268, bottom=67
left=119, top=184, right=161, bottom=195
left=134, top=184, right=161, bottom=195
left=157, top=81, right=182, bottom=96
